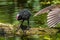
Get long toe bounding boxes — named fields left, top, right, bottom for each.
left=27, top=26, right=31, bottom=30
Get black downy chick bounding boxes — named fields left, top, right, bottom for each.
left=16, top=9, right=31, bottom=31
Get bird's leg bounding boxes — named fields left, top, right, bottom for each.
left=15, top=20, right=24, bottom=32
left=21, top=20, right=24, bottom=26
left=20, top=20, right=24, bottom=29
left=27, top=19, right=31, bottom=30
left=20, top=20, right=27, bottom=35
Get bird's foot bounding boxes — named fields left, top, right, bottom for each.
left=27, top=26, right=31, bottom=30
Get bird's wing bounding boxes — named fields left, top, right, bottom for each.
left=34, top=4, right=60, bottom=16
left=47, top=9, right=60, bottom=27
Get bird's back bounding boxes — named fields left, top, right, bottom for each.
left=16, top=9, right=31, bottom=20
left=20, top=9, right=31, bottom=19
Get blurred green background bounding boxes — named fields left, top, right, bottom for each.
left=0, top=0, right=60, bottom=40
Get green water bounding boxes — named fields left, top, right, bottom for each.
left=0, top=34, right=60, bottom=40
left=0, top=36, right=21, bottom=40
